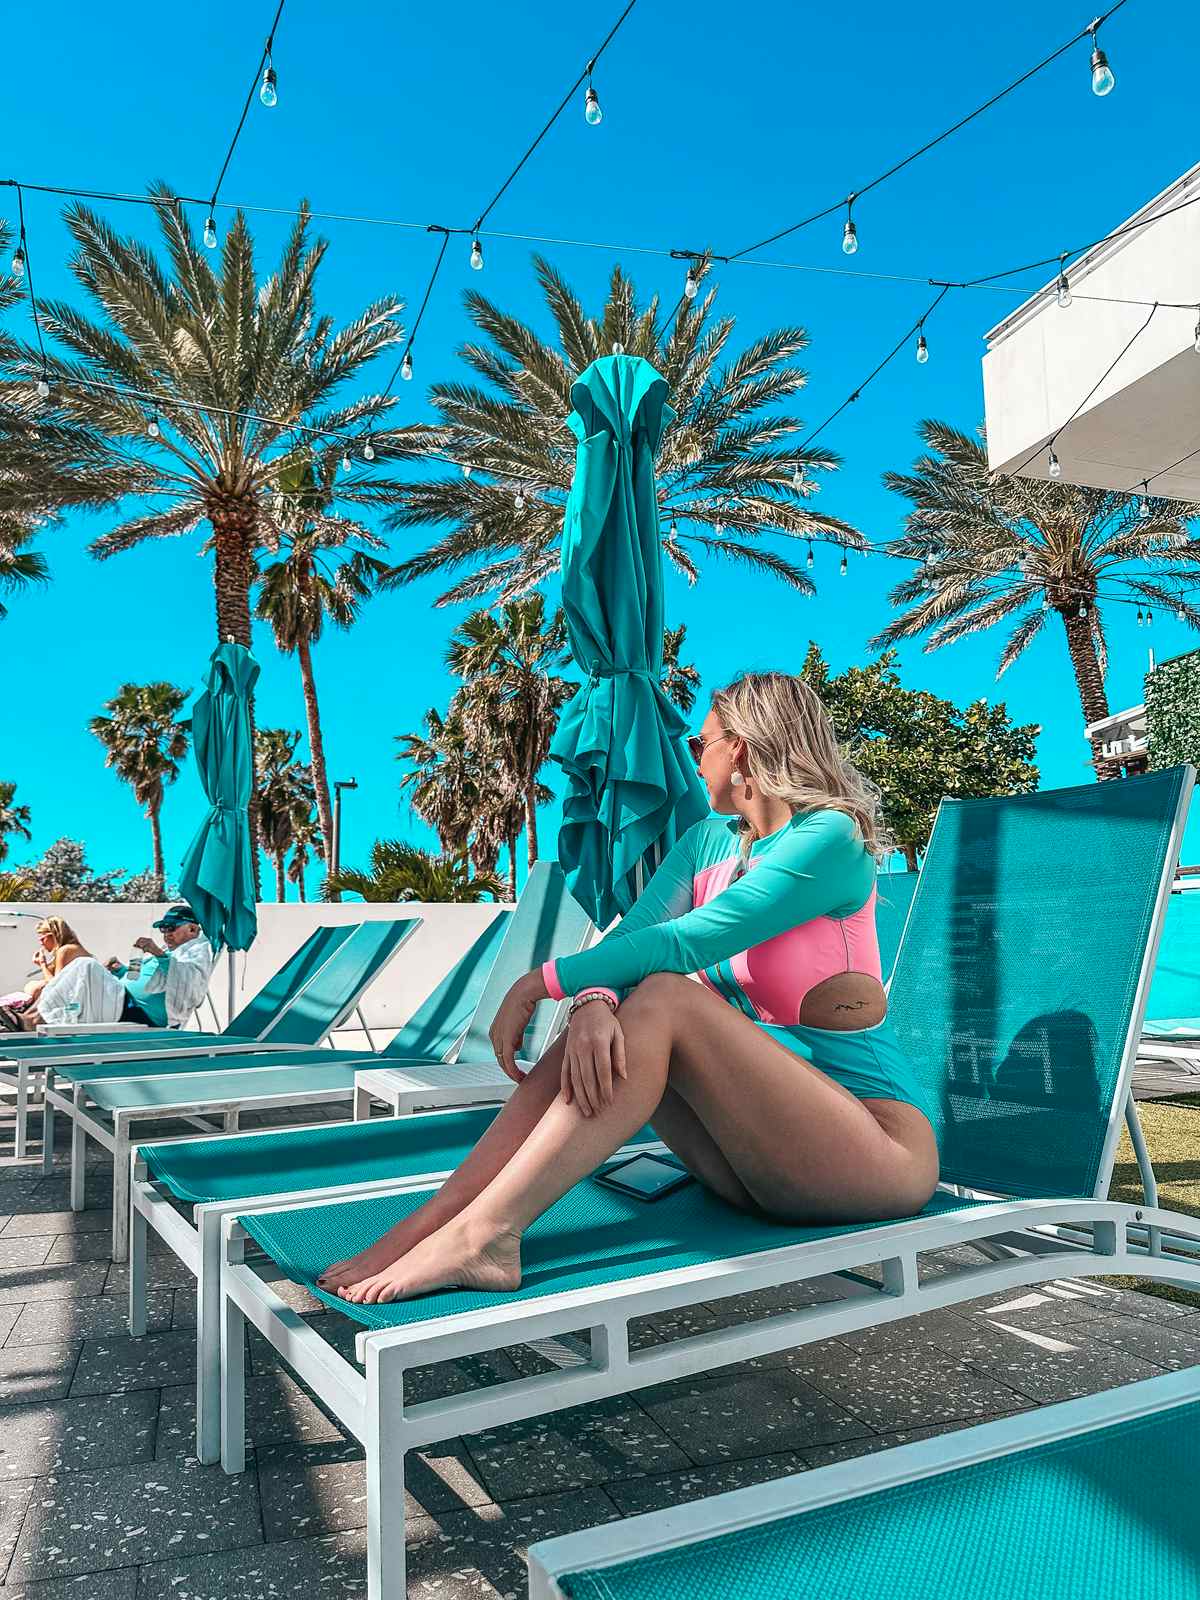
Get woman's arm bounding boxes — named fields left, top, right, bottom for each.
left=550, top=811, right=869, bottom=998
left=52, top=943, right=87, bottom=975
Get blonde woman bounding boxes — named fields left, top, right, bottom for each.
left=21, top=916, right=124, bottom=1030
left=26, top=918, right=88, bottom=999
left=322, top=670, right=940, bottom=1305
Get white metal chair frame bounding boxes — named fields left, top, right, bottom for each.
left=526, top=1365, right=1200, bottom=1599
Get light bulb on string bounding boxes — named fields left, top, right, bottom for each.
left=584, top=72, right=603, bottom=125
left=1041, top=595, right=1049, bottom=611
left=684, top=266, right=698, bottom=300
left=35, top=375, right=50, bottom=400
left=806, top=544, right=814, bottom=570
left=915, top=332, right=929, bottom=364
left=1178, top=607, right=1187, bottom=623
left=1056, top=258, right=1072, bottom=308
left=839, top=552, right=848, bottom=576
left=1080, top=602, right=1089, bottom=619
left=203, top=217, right=218, bottom=250
left=146, top=415, right=161, bottom=438
left=340, top=452, right=351, bottom=475
left=514, top=489, right=526, bottom=511
left=611, top=341, right=624, bottom=355
left=1139, top=482, right=1151, bottom=519
left=791, top=465, right=805, bottom=491
left=1146, top=609, right=1154, bottom=628
left=11, top=242, right=25, bottom=279
left=260, top=63, right=278, bottom=107
left=1048, top=447, right=1062, bottom=479
left=1089, top=28, right=1115, bottom=96
left=401, top=351, right=413, bottom=382
left=1136, top=608, right=1144, bottom=627
left=668, top=519, right=678, bottom=538
left=462, top=464, right=473, bottom=479
left=841, top=203, right=858, bottom=256
left=470, top=239, right=484, bottom=271
left=362, top=438, right=375, bottom=462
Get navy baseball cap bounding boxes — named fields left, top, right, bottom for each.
left=152, top=905, right=200, bottom=931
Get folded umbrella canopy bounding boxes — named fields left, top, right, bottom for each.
left=550, top=355, right=708, bottom=927
left=178, top=641, right=259, bottom=955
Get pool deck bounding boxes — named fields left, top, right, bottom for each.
left=2, top=1098, right=1200, bottom=1599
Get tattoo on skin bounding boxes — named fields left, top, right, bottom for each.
left=833, top=999, right=867, bottom=1012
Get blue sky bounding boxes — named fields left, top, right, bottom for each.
left=1, top=0, right=1194, bottom=892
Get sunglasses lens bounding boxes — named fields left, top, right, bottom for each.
left=687, top=736, right=704, bottom=763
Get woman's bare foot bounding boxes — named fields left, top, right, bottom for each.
left=317, top=1211, right=432, bottom=1290
left=335, top=1218, right=522, bottom=1306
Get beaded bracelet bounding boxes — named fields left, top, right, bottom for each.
left=567, top=988, right=619, bottom=1021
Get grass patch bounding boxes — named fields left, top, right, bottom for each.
left=1108, top=1095, right=1200, bottom=1307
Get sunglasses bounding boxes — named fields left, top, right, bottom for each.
left=687, top=732, right=729, bottom=765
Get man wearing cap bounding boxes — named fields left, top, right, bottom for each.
left=106, top=906, right=215, bottom=1029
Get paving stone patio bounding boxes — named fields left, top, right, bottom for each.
left=2, top=1102, right=1199, bottom=1598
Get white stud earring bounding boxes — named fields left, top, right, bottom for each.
left=730, top=770, right=745, bottom=787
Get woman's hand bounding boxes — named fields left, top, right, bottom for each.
left=488, top=972, right=546, bottom=1084
left=563, top=1000, right=627, bottom=1117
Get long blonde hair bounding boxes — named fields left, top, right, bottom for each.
left=711, top=671, right=889, bottom=861
left=36, top=916, right=82, bottom=949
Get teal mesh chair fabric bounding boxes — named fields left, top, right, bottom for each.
left=238, top=1182, right=984, bottom=1332
left=56, top=1046, right=344, bottom=1084
left=887, top=767, right=1190, bottom=1198
left=1145, top=887, right=1200, bottom=1022
left=382, top=914, right=510, bottom=1062
left=87, top=1059, right=364, bottom=1112
left=557, top=1398, right=1200, bottom=1600
left=227, top=923, right=357, bottom=1037
left=139, top=1110, right=658, bottom=1206
left=258, top=920, right=419, bottom=1044
left=457, top=862, right=596, bottom=1062
left=1, top=1030, right=237, bottom=1062
left=875, top=870, right=917, bottom=981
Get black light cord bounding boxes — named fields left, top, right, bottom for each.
left=205, top=0, right=288, bottom=222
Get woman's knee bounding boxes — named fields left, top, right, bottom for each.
left=618, top=972, right=694, bottom=1018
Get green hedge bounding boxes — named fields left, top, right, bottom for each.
left=1146, top=648, right=1200, bottom=770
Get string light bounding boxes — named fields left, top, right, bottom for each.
left=1047, top=448, right=1062, bottom=478
left=514, top=489, right=526, bottom=510
left=1136, top=608, right=1144, bottom=626
left=470, top=238, right=484, bottom=271
left=915, top=330, right=929, bottom=364
left=841, top=198, right=858, bottom=256
left=362, top=438, right=375, bottom=461
left=584, top=62, right=603, bottom=126
left=260, top=60, right=278, bottom=108
left=684, top=265, right=698, bottom=300
left=1146, top=608, right=1154, bottom=627
left=1056, top=256, right=1072, bottom=308
left=611, top=341, right=624, bottom=354
left=1139, top=481, right=1151, bottom=518
left=11, top=241, right=25, bottom=279
left=1080, top=602, right=1089, bottom=618
left=791, top=465, right=805, bottom=491
left=806, top=545, right=814, bottom=570
left=35, top=376, right=50, bottom=400
left=203, top=217, right=218, bottom=250
left=839, top=551, right=848, bottom=576
left=146, top=415, right=161, bottom=438
left=400, top=351, right=413, bottom=382
left=1089, top=22, right=1116, bottom=96
left=340, top=452, right=351, bottom=474
left=668, top=519, right=678, bottom=538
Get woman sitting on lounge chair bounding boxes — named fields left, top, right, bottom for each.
left=321, top=670, right=941, bottom=1305
left=0, top=917, right=101, bottom=1030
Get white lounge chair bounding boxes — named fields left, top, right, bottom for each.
left=215, top=768, right=1200, bottom=1600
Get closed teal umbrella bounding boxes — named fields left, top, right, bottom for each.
left=551, top=355, right=708, bottom=927
left=179, top=641, right=259, bottom=954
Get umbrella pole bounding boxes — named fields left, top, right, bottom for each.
left=226, top=948, right=236, bottom=1030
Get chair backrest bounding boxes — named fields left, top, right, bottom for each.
left=875, top=870, right=918, bottom=982
left=457, top=862, right=597, bottom=1063
left=382, top=912, right=512, bottom=1062
left=226, top=924, right=358, bottom=1038
left=257, top=919, right=421, bottom=1045
left=1145, top=886, right=1200, bottom=1021
left=886, top=766, right=1192, bottom=1201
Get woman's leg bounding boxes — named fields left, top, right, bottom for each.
left=337, top=973, right=938, bottom=1304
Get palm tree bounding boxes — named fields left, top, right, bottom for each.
left=873, top=421, right=1200, bottom=777
left=323, top=840, right=504, bottom=903
left=660, top=623, right=702, bottom=714
left=380, top=256, right=863, bottom=605
left=256, top=454, right=392, bottom=872
left=286, top=812, right=323, bottom=903
left=255, top=729, right=317, bottom=901
left=0, top=871, right=33, bottom=901
left=448, top=596, right=575, bottom=870
left=1, top=192, right=429, bottom=656
left=0, top=780, right=32, bottom=866
left=89, top=683, right=189, bottom=895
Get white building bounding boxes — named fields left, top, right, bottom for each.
left=982, top=162, right=1200, bottom=500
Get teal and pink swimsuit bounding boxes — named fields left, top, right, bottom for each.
left=543, top=809, right=935, bottom=1128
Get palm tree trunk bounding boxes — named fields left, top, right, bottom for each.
left=523, top=786, right=539, bottom=871
left=1060, top=610, right=1119, bottom=780
left=903, top=844, right=919, bottom=872
left=296, top=867, right=307, bottom=903
left=296, top=635, right=335, bottom=874
left=507, top=832, right=518, bottom=901
left=210, top=497, right=262, bottom=895
left=148, top=803, right=165, bottom=899
left=274, top=851, right=287, bottom=902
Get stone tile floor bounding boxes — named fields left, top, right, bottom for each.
left=3, top=1104, right=1200, bottom=1598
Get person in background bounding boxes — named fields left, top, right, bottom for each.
left=0, top=917, right=91, bottom=1030
left=106, top=905, right=215, bottom=1029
